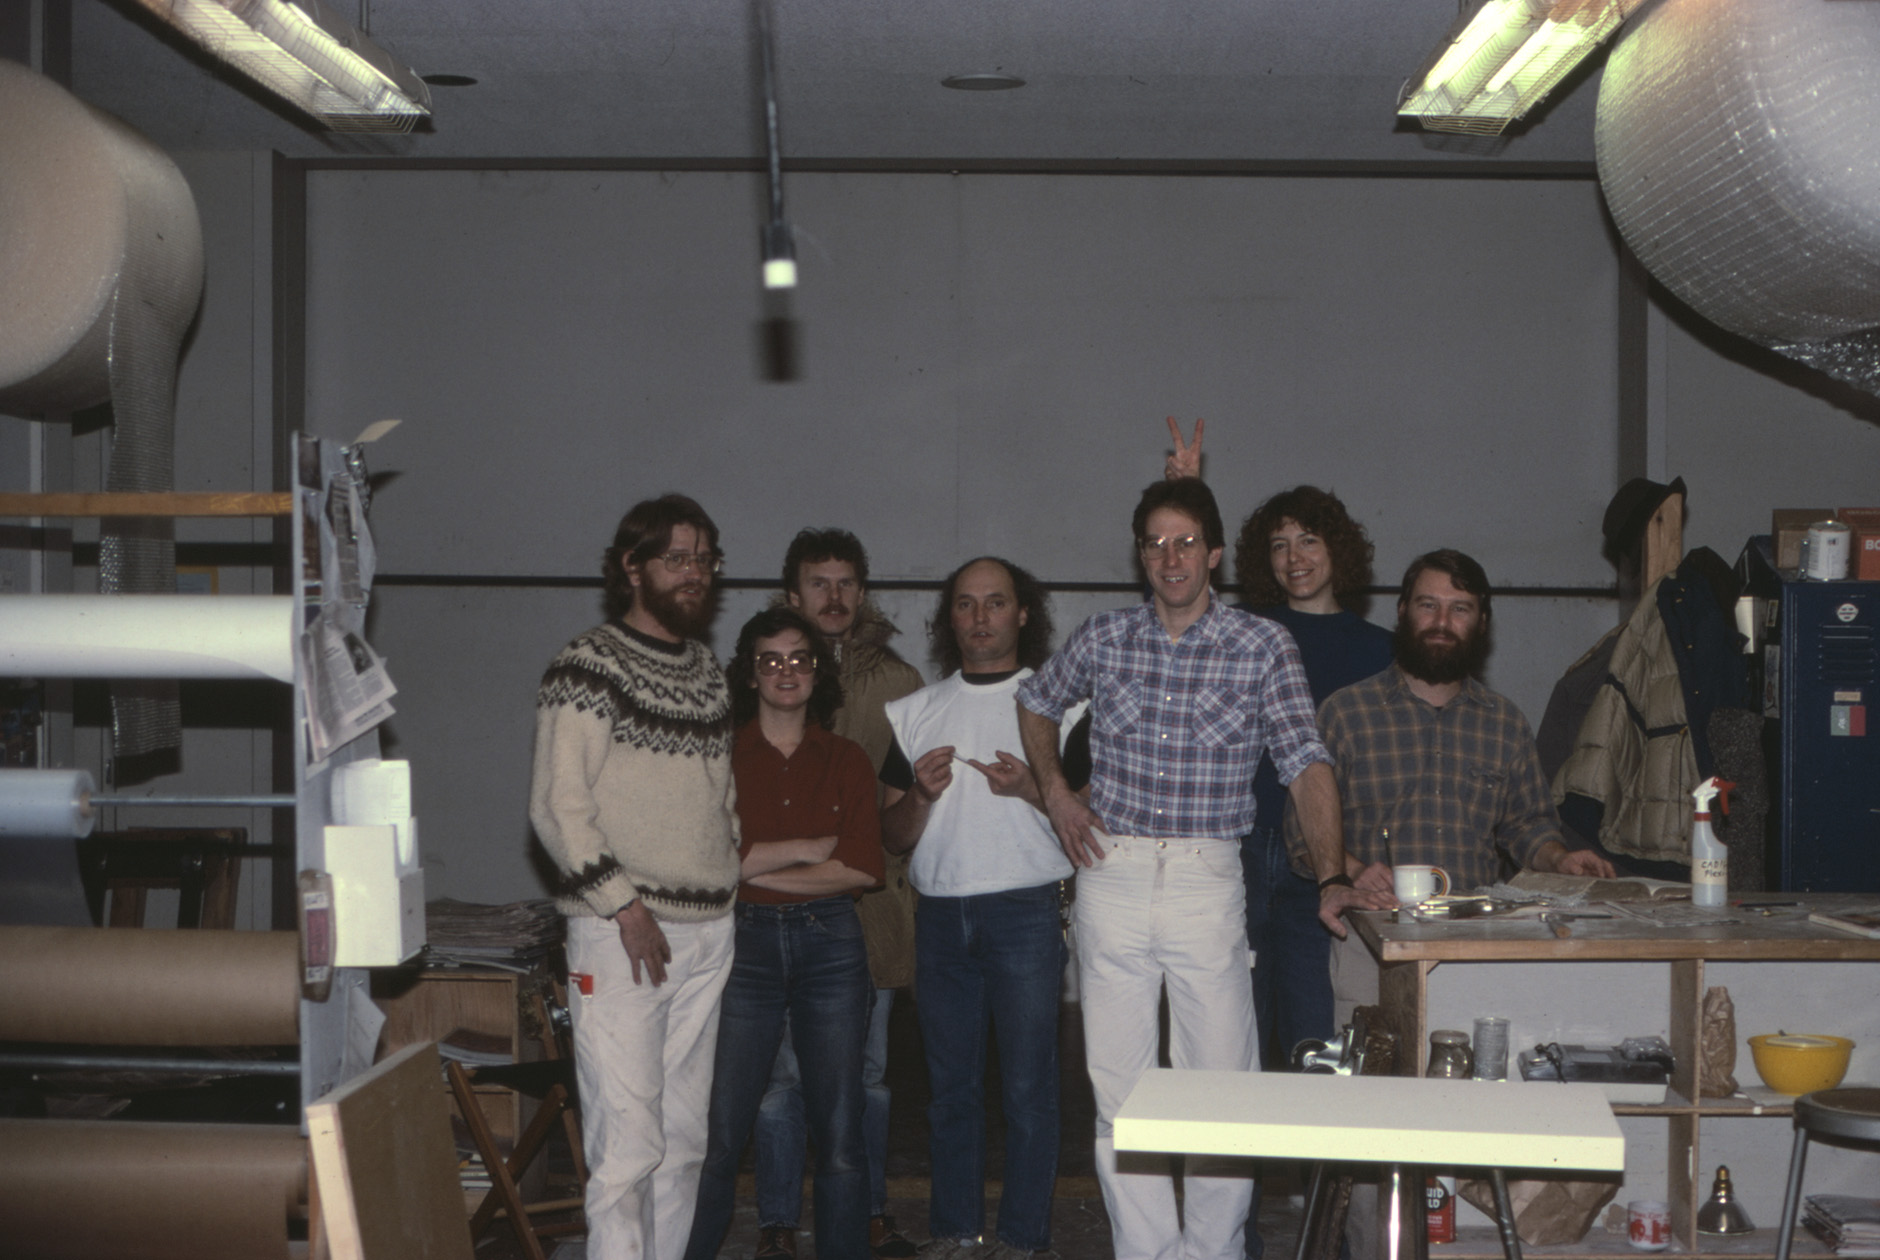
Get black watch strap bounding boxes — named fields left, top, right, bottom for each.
left=1318, top=873, right=1355, bottom=892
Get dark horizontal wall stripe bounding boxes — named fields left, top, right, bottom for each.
left=371, top=573, right=1618, bottom=599
left=292, top=156, right=1597, bottom=180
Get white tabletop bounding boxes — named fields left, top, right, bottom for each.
left=1114, top=1069, right=1624, bottom=1172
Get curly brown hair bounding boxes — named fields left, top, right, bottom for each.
left=1232, top=485, right=1375, bottom=608
left=726, top=606, right=845, bottom=728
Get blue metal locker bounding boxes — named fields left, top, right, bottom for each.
left=1744, top=539, right=1880, bottom=892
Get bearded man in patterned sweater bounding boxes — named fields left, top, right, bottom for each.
left=530, top=493, right=742, bottom=1260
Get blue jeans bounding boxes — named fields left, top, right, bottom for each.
left=1241, top=827, right=1334, bottom=1070
left=686, top=898, right=872, bottom=1260
left=755, top=990, right=894, bottom=1224
left=916, top=881, right=1064, bottom=1251
left=1241, top=827, right=1335, bottom=1260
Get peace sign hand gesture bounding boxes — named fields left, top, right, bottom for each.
left=1164, top=415, right=1205, bottom=480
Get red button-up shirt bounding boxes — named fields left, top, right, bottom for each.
left=732, top=721, right=885, bottom=905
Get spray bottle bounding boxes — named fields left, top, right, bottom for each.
left=1691, top=777, right=1736, bottom=908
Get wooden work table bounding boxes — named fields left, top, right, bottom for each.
left=1353, top=894, right=1880, bottom=1256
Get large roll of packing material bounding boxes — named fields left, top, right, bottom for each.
left=0, top=59, right=208, bottom=759
left=0, top=595, right=297, bottom=683
left=0, top=1120, right=304, bottom=1260
left=0, top=926, right=300, bottom=1045
left=0, top=60, right=202, bottom=415
left=1597, top=0, right=1880, bottom=391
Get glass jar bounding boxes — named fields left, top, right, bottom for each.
left=1427, top=1029, right=1474, bottom=1079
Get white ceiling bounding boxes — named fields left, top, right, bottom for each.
left=67, top=0, right=1607, bottom=165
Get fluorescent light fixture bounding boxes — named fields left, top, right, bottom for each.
left=125, top=0, right=431, bottom=132
left=1399, top=0, right=1635, bottom=135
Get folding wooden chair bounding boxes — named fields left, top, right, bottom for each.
left=445, top=1056, right=583, bottom=1260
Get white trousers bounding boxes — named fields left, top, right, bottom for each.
left=1075, top=835, right=1257, bottom=1260
left=567, top=913, right=736, bottom=1260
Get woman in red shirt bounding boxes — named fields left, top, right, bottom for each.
left=686, top=607, right=884, bottom=1260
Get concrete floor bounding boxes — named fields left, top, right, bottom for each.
left=477, top=993, right=1308, bottom=1260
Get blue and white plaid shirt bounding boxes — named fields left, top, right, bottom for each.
left=1017, top=597, right=1331, bottom=841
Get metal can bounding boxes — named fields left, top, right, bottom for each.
left=1802, top=521, right=1852, bottom=580
left=1427, top=1175, right=1456, bottom=1245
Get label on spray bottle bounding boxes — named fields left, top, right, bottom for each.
left=1690, top=777, right=1733, bottom=908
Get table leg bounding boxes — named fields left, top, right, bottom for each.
left=1487, top=1169, right=1524, bottom=1260
left=1295, top=1162, right=1333, bottom=1260
left=1382, top=1164, right=1429, bottom=1260
left=1774, top=1125, right=1812, bottom=1260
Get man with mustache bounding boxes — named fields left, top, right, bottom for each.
left=1291, top=548, right=1615, bottom=1028
left=529, top=493, right=740, bottom=1260
left=879, top=556, right=1070, bottom=1260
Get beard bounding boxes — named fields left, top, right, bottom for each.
left=1393, top=618, right=1490, bottom=684
left=639, top=578, right=718, bottom=641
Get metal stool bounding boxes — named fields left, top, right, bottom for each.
left=1774, top=1088, right=1880, bottom=1260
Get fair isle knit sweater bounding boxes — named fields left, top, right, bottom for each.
left=529, top=622, right=741, bottom=923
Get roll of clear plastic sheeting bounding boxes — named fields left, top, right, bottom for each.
left=0, top=769, right=96, bottom=839
left=0, top=1119, right=304, bottom=1260
left=0, top=595, right=297, bottom=683
left=0, top=769, right=98, bottom=927
left=0, top=926, right=300, bottom=1045
left=1596, top=0, right=1880, bottom=395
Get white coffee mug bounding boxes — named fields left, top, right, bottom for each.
left=1627, top=1200, right=1671, bottom=1251
left=1393, top=864, right=1450, bottom=905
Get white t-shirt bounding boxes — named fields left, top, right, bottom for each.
left=883, top=669, right=1075, bottom=898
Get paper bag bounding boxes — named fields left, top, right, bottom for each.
left=1458, top=1174, right=1620, bottom=1246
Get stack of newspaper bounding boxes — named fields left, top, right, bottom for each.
left=1806, top=1196, right=1880, bottom=1257
left=423, top=897, right=563, bottom=972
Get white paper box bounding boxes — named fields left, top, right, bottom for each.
left=326, top=821, right=424, bottom=967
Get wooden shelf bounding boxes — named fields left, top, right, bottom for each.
left=1431, top=1225, right=1831, bottom=1259
left=0, top=491, right=292, bottom=518
left=371, top=967, right=548, bottom=1203
left=1362, top=901, right=1880, bottom=1253
left=1610, top=1091, right=1796, bottom=1119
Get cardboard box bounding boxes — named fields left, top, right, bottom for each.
left=1839, top=507, right=1880, bottom=580
left=1772, top=509, right=1834, bottom=570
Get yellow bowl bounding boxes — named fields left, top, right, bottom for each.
left=1749, top=1034, right=1854, bottom=1095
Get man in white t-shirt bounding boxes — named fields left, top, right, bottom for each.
left=880, top=557, right=1073, bottom=1260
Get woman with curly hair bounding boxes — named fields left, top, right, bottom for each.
left=688, top=607, right=884, bottom=1260
left=1232, top=485, right=1393, bottom=1077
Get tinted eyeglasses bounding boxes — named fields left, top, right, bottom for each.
left=755, top=651, right=817, bottom=676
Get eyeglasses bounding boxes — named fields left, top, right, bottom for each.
left=755, top=650, right=817, bottom=676
left=1139, top=534, right=1205, bottom=558
left=652, top=550, right=724, bottom=575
